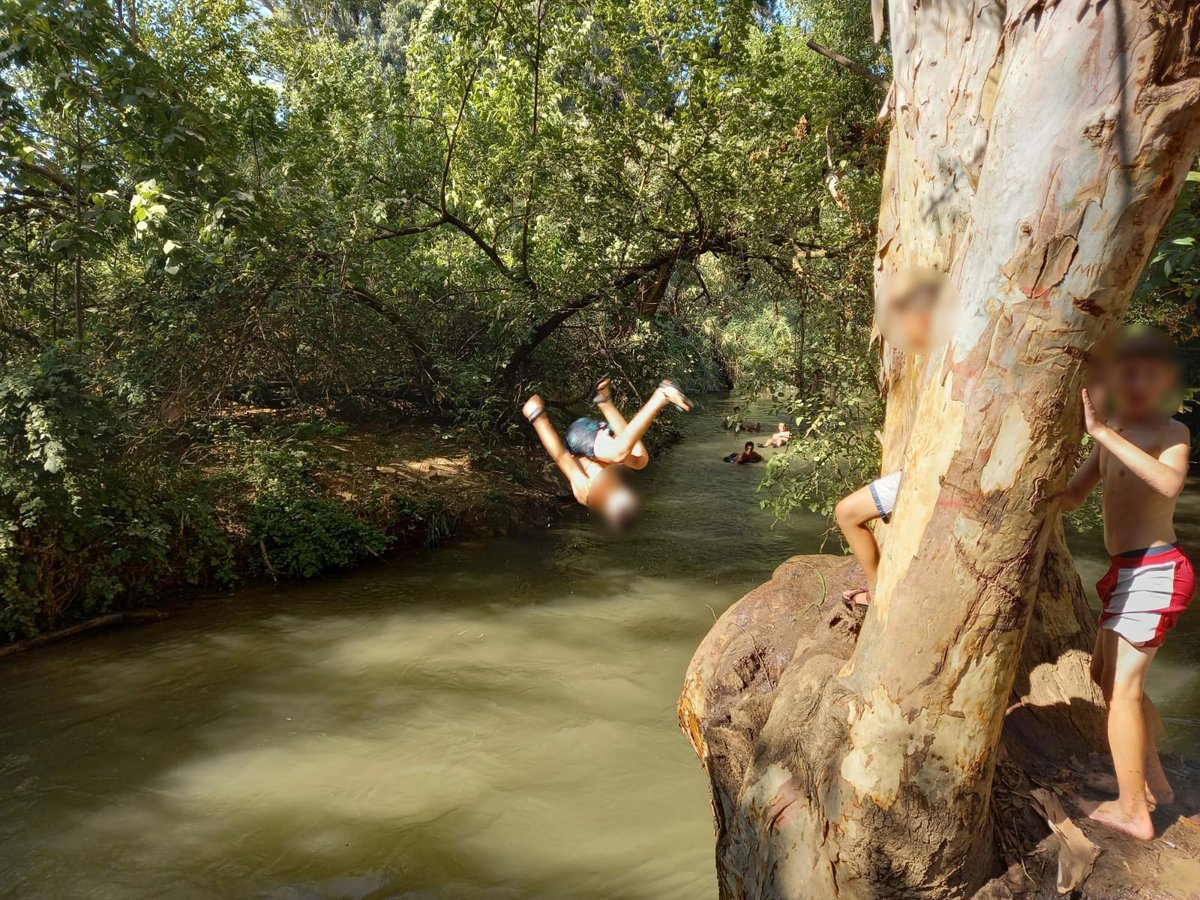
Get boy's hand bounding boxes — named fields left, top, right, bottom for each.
left=1082, top=387, right=1108, bottom=439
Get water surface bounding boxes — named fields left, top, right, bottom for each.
left=0, top=400, right=1196, bottom=899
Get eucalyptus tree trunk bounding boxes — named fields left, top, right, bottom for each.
left=680, top=1, right=1200, bottom=897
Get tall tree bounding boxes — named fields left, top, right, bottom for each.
left=680, top=0, right=1200, bottom=896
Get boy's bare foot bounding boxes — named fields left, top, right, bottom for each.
left=522, top=395, right=545, bottom=421
left=657, top=378, right=692, bottom=411
left=1078, top=797, right=1155, bottom=841
left=842, top=588, right=871, bottom=607
left=592, top=376, right=612, bottom=406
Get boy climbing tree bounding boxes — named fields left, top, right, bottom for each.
left=836, top=269, right=949, bottom=607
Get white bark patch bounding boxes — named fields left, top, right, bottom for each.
left=840, top=686, right=926, bottom=809
left=949, top=634, right=1017, bottom=728
left=980, top=403, right=1033, bottom=493
left=874, top=370, right=965, bottom=623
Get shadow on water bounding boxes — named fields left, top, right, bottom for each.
left=1, top=397, right=1196, bottom=899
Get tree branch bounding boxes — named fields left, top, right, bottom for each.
left=0, top=321, right=41, bottom=348
left=13, top=159, right=78, bottom=194
left=502, top=237, right=731, bottom=380
left=805, top=39, right=887, bottom=88
left=369, top=216, right=448, bottom=243
left=442, top=210, right=524, bottom=284
left=439, top=0, right=507, bottom=210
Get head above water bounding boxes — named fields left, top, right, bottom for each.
left=1104, top=325, right=1182, bottom=420
left=877, top=267, right=953, bottom=355
left=776, top=422, right=787, bottom=432
left=744, top=441, right=755, bottom=451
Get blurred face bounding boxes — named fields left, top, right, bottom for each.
left=777, top=423, right=786, bottom=432
left=602, top=484, right=640, bottom=530
left=1106, top=357, right=1178, bottom=420
left=744, top=442, right=754, bottom=451
left=895, top=285, right=938, bottom=355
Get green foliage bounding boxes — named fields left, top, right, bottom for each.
left=0, top=352, right=236, bottom=638
left=242, top=443, right=394, bottom=578
left=1130, top=168, right=1200, bottom=340
left=759, top=380, right=883, bottom=527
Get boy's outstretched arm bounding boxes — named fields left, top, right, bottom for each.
left=1061, top=443, right=1101, bottom=511
left=1082, top=388, right=1190, bottom=499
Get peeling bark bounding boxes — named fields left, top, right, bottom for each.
left=681, top=2, right=1200, bottom=897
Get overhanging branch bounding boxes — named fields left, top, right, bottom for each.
left=805, top=39, right=887, bottom=88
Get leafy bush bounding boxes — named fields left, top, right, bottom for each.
left=760, top=389, right=884, bottom=531
left=0, top=352, right=236, bottom=639
left=242, top=444, right=393, bottom=579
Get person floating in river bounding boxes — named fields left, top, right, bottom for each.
left=723, top=406, right=743, bottom=432
left=762, top=422, right=792, bottom=448
left=1060, top=326, right=1192, bottom=841
left=523, top=376, right=691, bottom=529
left=836, top=267, right=949, bottom=608
left=724, top=441, right=763, bottom=464
left=734, top=441, right=763, bottom=464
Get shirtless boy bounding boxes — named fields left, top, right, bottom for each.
left=762, top=422, right=792, bottom=448
left=523, top=376, right=691, bottom=529
left=733, top=441, right=763, bottom=465
left=1061, top=326, right=1193, bottom=840
left=836, top=269, right=947, bottom=607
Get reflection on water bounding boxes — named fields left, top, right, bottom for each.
left=0, top=400, right=1196, bottom=900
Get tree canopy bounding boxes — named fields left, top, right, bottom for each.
left=0, top=0, right=1195, bottom=637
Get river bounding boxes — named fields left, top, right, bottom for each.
left=1, top=399, right=1197, bottom=899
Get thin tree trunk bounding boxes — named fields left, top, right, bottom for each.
left=681, top=2, right=1200, bottom=896
left=73, top=109, right=84, bottom=345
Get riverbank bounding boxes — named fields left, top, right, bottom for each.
left=1, top=402, right=689, bottom=648
left=0, top=407, right=565, bottom=647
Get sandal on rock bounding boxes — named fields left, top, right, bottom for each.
left=842, top=587, right=871, bottom=609
left=658, top=378, right=692, bottom=412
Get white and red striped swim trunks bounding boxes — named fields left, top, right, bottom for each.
left=1097, top=544, right=1195, bottom=648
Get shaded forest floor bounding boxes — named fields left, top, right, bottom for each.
left=214, top=406, right=564, bottom=548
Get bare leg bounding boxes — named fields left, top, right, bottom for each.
left=1143, top=697, right=1174, bottom=805
left=595, top=391, right=649, bottom=470
left=835, top=485, right=882, bottom=605
left=591, top=388, right=673, bottom=464
left=1086, top=628, right=1173, bottom=805
left=523, top=396, right=591, bottom=505
left=1086, top=629, right=1157, bottom=840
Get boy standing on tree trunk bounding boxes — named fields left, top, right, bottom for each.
left=1061, top=326, right=1193, bottom=841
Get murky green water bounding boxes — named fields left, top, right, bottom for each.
left=1, top=400, right=1197, bottom=899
